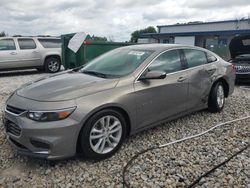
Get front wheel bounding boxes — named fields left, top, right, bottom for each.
left=79, top=109, right=126, bottom=160
left=208, top=82, right=225, bottom=112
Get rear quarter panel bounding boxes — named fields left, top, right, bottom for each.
left=212, top=59, right=235, bottom=97
left=34, top=38, right=61, bottom=65
left=40, top=49, right=61, bottom=64
left=222, top=61, right=235, bottom=96
left=202, top=48, right=235, bottom=97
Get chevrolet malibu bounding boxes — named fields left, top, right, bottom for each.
left=3, top=44, right=235, bottom=160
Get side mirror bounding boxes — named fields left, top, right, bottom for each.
left=139, top=70, right=166, bottom=80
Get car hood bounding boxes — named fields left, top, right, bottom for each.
left=235, top=54, right=250, bottom=61
left=16, top=71, right=119, bottom=102
left=229, top=35, right=250, bottom=58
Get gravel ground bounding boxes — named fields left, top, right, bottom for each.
left=0, top=70, right=249, bottom=188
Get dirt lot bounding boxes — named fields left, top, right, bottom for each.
left=0, top=70, right=249, bottom=188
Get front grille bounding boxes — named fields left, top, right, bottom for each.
left=236, top=65, right=250, bottom=73
left=5, top=119, right=21, bottom=136
left=6, top=105, right=26, bottom=115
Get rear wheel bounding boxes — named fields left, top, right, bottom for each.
left=208, top=82, right=225, bottom=112
left=45, top=57, right=61, bottom=73
left=79, top=109, right=126, bottom=160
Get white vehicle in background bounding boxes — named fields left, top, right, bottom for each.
left=0, top=36, right=61, bottom=73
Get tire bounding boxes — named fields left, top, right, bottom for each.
left=79, top=109, right=126, bottom=160
left=208, top=82, right=225, bottom=113
left=44, top=57, right=61, bottom=73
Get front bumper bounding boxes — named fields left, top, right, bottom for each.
left=235, top=72, right=250, bottom=83
left=3, top=95, right=81, bottom=160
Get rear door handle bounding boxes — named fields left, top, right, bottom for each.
left=10, top=52, right=17, bottom=55
left=177, top=76, right=187, bottom=82
left=32, top=51, right=39, bottom=53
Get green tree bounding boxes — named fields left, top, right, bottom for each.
left=130, top=26, right=156, bottom=43
left=91, top=35, right=108, bottom=42
left=0, top=31, right=7, bottom=37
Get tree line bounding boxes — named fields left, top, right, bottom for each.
left=0, top=31, right=7, bottom=37
left=130, top=26, right=156, bottom=43
left=1, top=26, right=157, bottom=43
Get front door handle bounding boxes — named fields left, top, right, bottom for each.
left=32, top=51, right=39, bottom=53
left=10, top=52, right=17, bottom=55
left=177, top=76, right=187, bottom=82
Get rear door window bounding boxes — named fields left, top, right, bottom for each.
left=38, top=39, right=61, bottom=48
left=0, top=39, right=16, bottom=51
left=206, top=53, right=217, bottom=63
left=184, top=49, right=207, bottom=68
left=148, top=50, right=183, bottom=74
left=18, top=38, right=36, bottom=50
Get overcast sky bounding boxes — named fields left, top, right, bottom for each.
left=0, top=0, right=250, bottom=41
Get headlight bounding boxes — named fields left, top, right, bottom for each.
left=27, top=107, right=76, bottom=122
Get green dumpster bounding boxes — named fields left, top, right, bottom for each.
left=61, top=33, right=134, bottom=69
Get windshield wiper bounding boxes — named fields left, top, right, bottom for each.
left=81, top=70, right=108, bottom=78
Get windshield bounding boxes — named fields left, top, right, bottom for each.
left=80, top=48, right=153, bottom=78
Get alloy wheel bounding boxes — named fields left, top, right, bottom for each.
left=89, top=115, right=122, bottom=154
left=217, top=85, right=224, bottom=108
left=48, top=60, right=60, bottom=72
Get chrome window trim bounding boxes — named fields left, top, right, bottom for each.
left=206, top=52, right=218, bottom=63
left=134, top=47, right=219, bottom=83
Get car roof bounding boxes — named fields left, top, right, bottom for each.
left=120, top=43, right=201, bottom=51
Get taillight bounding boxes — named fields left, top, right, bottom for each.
left=232, top=64, right=237, bottom=71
